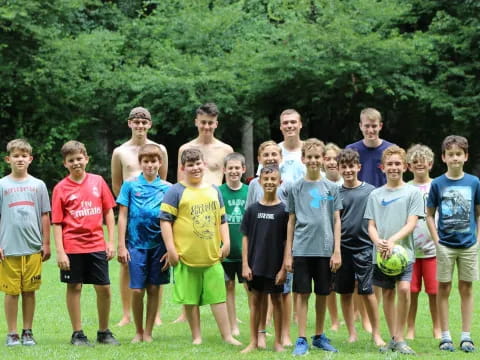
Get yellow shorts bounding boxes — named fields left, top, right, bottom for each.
left=0, top=253, right=42, bottom=295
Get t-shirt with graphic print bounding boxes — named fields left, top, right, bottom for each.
left=116, top=174, right=171, bottom=250
left=287, top=178, right=342, bottom=257
left=427, top=173, right=480, bottom=249
left=409, top=181, right=436, bottom=258
left=159, top=183, right=226, bottom=267
left=0, top=175, right=51, bottom=256
left=52, top=173, right=116, bottom=254
left=364, top=183, right=424, bottom=263
left=220, top=183, right=248, bottom=262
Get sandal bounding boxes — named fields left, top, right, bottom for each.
left=439, top=339, right=455, bottom=352
left=395, top=341, right=416, bottom=355
left=460, top=339, right=475, bottom=353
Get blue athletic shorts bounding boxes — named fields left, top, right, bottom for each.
left=128, top=246, right=170, bottom=289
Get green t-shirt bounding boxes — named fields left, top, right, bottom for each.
left=219, top=183, right=248, bottom=262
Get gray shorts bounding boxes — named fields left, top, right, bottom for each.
left=373, top=262, right=413, bottom=289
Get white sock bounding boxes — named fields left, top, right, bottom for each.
left=441, top=331, right=451, bottom=341
left=461, top=332, right=471, bottom=341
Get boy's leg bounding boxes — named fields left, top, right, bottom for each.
left=211, top=302, right=241, bottom=345
left=94, top=284, right=111, bottom=331
left=326, top=293, right=339, bottom=331
left=257, top=295, right=268, bottom=348
left=144, top=284, right=160, bottom=341
left=66, top=283, right=83, bottom=331
left=184, top=305, right=202, bottom=344
left=381, top=287, right=395, bottom=337
left=437, top=281, right=451, bottom=332
left=270, top=293, right=284, bottom=352
left=422, top=257, right=440, bottom=339
left=118, top=263, right=131, bottom=326
left=314, top=295, right=327, bottom=336
left=225, top=279, right=238, bottom=335
left=281, top=292, right=292, bottom=346
left=340, top=293, right=357, bottom=342
left=21, top=292, right=35, bottom=330
left=406, top=292, right=419, bottom=339
left=458, top=280, right=473, bottom=332
left=362, top=293, right=385, bottom=346
left=394, top=280, right=411, bottom=343
left=296, top=293, right=310, bottom=337
left=155, top=286, right=163, bottom=326
left=241, top=289, right=262, bottom=353
left=4, top=294, right=20, bottom=334
left=131, top=288, right=145, bottom=342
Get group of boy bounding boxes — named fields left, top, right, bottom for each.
left=0, top=103, right=478, bottom=359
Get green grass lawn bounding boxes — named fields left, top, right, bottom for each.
left=0, top=236, right=478, bottom=359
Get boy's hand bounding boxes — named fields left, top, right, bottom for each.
left=275, top=268, right=286, bottom=285
left=160, top=253, right=169, bottom=271
left=117, top=247, right=130, bottom=264
left=220, top=245, right=230, bottom=261
left=57, top=252, right=70, bottom=270
left=284, top=254, right=293, bottom=273
left=167, top=250, right=179, bottom=267
left=242, top=264, right=252, bottom=281
left=330, top=251, right=341, bottom=272
left=41, top=244, right=51, bottom=262
left=380, top=239, right=394, bottom=259
left=0, top=248, right=4, bottom=261
left=105, top=242, right=115, bottom=261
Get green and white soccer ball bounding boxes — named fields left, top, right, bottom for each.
left=376, top=245, right=408, bottom=276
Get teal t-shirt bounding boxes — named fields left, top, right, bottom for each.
left=220, top=183, right=248, bottom=262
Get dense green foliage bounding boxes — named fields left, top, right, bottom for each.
left=1, top=0, right=479, bottom=186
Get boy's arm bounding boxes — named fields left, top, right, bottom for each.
left=330, top=210, right=341, bottom=272
left=160, top=220, right=179, bottom=266
left=176, top=145, right=185, bottom=183
left=159, top=145, right=169, bottom=180
left=117, top=205, right=130, bottom=264
left=220, top=222, right=230, bottom=260
left=54, top=224, right=69, bottom=270
left=368, top=219, right=382, bottom=247
left=104, top=208, right=115, bottom=260
left=284, top=213, right=296, bottom=272
left=386, top=215, right=418, bottom=249
left=41, top=213, right=51, bottom=261
left=476, top=204, right=480, bottom=244
left=111, top=149, right=123, bottom=196
left=426, top=207, right=440, bottom=245
left=241, top=235, right=252, bottom=280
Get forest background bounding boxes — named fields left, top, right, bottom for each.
left=1, top=0, right=479, bottom=187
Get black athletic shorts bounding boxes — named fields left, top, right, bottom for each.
left=248, top=276, right=283, bottom=294
left=334, top=248, right=373, bottom=295
left=373, top=262, right=413, bottom=289
left=60, top=251, right=110, bottom=285
left=222, top=261, right=245, bottom=283
left=292, top=257, right=332, bottom=295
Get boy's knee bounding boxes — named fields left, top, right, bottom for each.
left=94, top=284, right=111, bottom=296
left=67, top=283, right=83, bottom=292
left=225, top=280, right=235, bottom=291
left=131, top=288, right=144, bottom=295
left=458, top=281, right=473, bottom=295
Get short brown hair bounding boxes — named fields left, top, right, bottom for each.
left=61, top=140, right=88, bottom=159
left=259, top=164, right=280, bottom=178
left=360, top=108, right=382, bottom=123
left=382, top=145, right=406, bottom=164
left=196, top=103, right=219, bottom=117
left=441, top=135, right=468, bottom=154
left=337, top=148, right=360, bottom=165
left=301, top=138, right=325, bottom=157
left=138, top=144, right=162, bottom=163
left=224, top=152, right=246, bottom=167
left=181, top=148, right=203, bottom=165
left=280, top=108, right=301, bottom=122
left=6, top=139, right=32, bottom=155
left=257, top=140, right=282, bottom=157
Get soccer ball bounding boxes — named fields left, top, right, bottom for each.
left=376, top=245, right=408, bottom=276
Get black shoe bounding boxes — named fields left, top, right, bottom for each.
left=97, top=329, right=120, bottom=345
left=21, top=329, right=36, bottom=346
left=71, top=330, right=92, bottom=346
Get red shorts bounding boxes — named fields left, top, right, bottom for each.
left=410, top=257, right=438, bottom=294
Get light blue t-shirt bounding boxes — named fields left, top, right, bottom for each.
left=117, top=174, right=171, bottom=250
left=287, top=178, right=342, bottom=257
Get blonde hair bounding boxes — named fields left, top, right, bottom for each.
left=301, top=138, right=325, bottom=157
left=280, top=109, right=301, bottom=122
left=6, top=139, right=32, bottom=155
left=138, top=144, right=162, bottom=163
left=360, top=108, right=382, bottom=123
left=61, top=140, right=88, bottom=159
left=406, top=144, right=434, bottom=164
left=324, top=142, right=342, bottom=156
left=258, top=140, right=282, bottom=157
left=382, top=145, right=406, bottom=164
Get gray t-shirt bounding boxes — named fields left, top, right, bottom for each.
left=0, top=175, right=51, bottom=256
left=364, top=183, right=424, bottom=263
left=245, top=177, right=288, bottom=208
left=287, top=178, right=342, bottom=257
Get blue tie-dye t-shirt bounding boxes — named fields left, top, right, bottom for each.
left=117, top=174, right=171, bottom=249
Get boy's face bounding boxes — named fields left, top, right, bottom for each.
left=302, top=147, right=323, bottom=171
left=339, top=161, right=361, bottom=182
left=323, top=149, right=339, bottom=177
left=442, top=144, right=468, bottom=170
left=280, top=113, right=302, bottom=139
left=407, top=158, right=433, bottom=177
left=5, top=149, right=33, bottom=173
left=128, top=117, right=152, bottom=137
left=140, top=156, right=161, bottom=178
left=64, top=152, right=89, bottom=178
left=359, top=116, right=382, bottom=142
left=182, top=159, right=205, bottom=182
left=195, top=114, right=218, bottom=137
left=224, top=159, right=246, bottom=183
left=381, top=154, right=406, bottom=181
left=258, top=145, right=282, bottom=166
left=260, top=170, right=280, bottom=194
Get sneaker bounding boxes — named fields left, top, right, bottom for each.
left=6, top=333, right=20, bottom=346
left=97, top=329, right=120, bottom=345
left=292, top=337, right=309, bottom=356
left=395, top=341, right=416, bottom=355
left=312, top=334, right=338, bottom=352
left=460, top=339, right=475, bottom=353
left=379, top=337, right=396, bottom=353
left=71, top=330, right=92, bottom=346
left=21, top=329, right=36, bottom=346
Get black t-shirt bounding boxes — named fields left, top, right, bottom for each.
left=241, top=202, right=288, bottom=279
left=339, top=182, right=375, bottom=251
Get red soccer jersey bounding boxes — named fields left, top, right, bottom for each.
left=52, top=173, right=116, bottom=254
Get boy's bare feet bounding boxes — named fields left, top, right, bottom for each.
left=257, top=331, right=267, bottom=349
left=241, top=343, right=257, bottom=353
left=172, top=313, right=186, bottom=323
left=225, top=336, right=242, bottom=346
left=362, top=318, right=372, bottom=333
left=232, top=327, right=240, bottom=336
left=282, top=337, right=292, bottom=347
left=373, top=334, right=386, bottom=347
left=330, top=321, right=340, bottom=331
left=406, top=329, right=414, bottom=340
left=348, top=333, right=358, bottom=343
left=433, top=328, right=441, bottom=339
left=143, top=335, right=153, bottom=343
left=273, top=343, right=285, bottom=352
left=192, top=337, right=202, bottom=345
left=131, top=334, right=143, bottom=343
left=155, top=315, right=162, bottom=326
left=117, top=317, right=131, bottom=327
